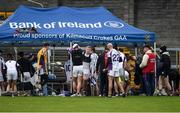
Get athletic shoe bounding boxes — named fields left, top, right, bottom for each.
left=115, top=93, right=119, bottom=97
left=119, top=93, right=123, bottom=96
left=157, top=93, right=162, bottom=96
left=77, top=93, right=82, bottom=97
left=71, top=93, right=77, bottom=97
left=122, top=93, right=126, bottom=98
left=161, top=89, right=167, bottom=96
left=12, top=93, right=14, bottom=98
left=108, top=95, right=112, bottom=98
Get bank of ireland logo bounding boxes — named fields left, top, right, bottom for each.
left=104, top=21, right=124, bottom=28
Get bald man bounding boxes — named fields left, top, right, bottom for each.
left=106, top=43, right=125, bottom=97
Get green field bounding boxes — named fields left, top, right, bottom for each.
left=0, top=96, right=180, bottom=112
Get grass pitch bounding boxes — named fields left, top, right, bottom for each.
left=0, top=96, right=180, bottom=112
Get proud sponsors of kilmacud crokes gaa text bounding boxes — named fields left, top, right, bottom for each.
left=13, top=33, right=127, bottom=41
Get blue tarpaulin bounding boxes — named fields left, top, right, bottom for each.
left=0, top=5, right=155, bottom=42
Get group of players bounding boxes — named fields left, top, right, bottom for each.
left=70, top=43, right=128, bottom=97
left=0, top=43, right=129, bottom=97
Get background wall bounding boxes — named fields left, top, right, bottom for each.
left=134, top=0, right=180, bottom=48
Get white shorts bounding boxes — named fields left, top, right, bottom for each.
left=124, top=71, right=129, bottom=81
left=7, top=71, right=18, bottom=81
left=83, top=62, right=90, bottom=76
left=108, top=70, right=120, bottom=77
left=119, top=68, right=125, bottom=77
left=83, top=69, right=90, bottom=76
left=39, top=68, right=45, bottom=75
left=23, top=72, right=31, bottom=82
left=73, top=65, right=83, bottom=77
left=0, top=75, right=4, bottom=82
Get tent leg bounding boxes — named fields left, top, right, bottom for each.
left=176, top=49, right=178, bottom=69
left=47, top=48, right=51, bottom=74
left=135, top=47, right=138, bottom=57
left=179, top=51, right=180, bottom=77
left=153, top=42, right=157, bottom=91
left=13, top=47, right=18, bottom=61
left=52, top=45, right=55, bottom=74
left=69, top=42, right=73, bottom=94
left=14, top=47, right=21, bottom=81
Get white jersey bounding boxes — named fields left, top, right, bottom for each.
left=108, top=49, right=121, bottom=71
left=90, top=53, right=98, bottom=69
left=5, top=60, right=19, bottom=72
left=0, top=57, right=5, bottom=76
left=119, top=51, right=126, bottom=69
left=64, top=60, right=72, bottom=82
left=83, top=53, right=91, bottom=69
left=90, top=53, right=98, bottom=77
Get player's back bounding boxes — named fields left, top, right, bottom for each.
left=5, top=60, right=18, bottom=72
left=108, top=49, right=121, bottom=71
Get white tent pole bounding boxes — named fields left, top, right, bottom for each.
left=154, top=42, right=157, bottom=90
left=135, top=47, right=138, bottom=57
left=52, top=45, right=55, bottom=74
left=13, top=46, right=22, bottom=82
left=176, top=49, right=178, bottom=69
left=69, top=42, right=73, bottom=93
left=13, top=47, right=17, bottom=61
left=48, top=48, right=51, bottom=73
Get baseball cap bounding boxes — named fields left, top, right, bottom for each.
left=73, top=44, right=79, bottom=49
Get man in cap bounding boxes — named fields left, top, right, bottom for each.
left=158, top=45, right=172, bottom=95
left=70, top=44, right=84, bottom=96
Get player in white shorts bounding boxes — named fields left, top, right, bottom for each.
left=71, top=44, right=83, bottom=96
left=112, top=47, right=126, bottom=96
left=5, top=53, right=19, bottom=93
left=119, top=48, right=131, bottom=95
left=90, top=47, right=99, bottom=96
left=82, top=46, right=93, bottom=96
left=90, top=47, right=99, bottom=79
left=106, top=43, right=125, bottom=97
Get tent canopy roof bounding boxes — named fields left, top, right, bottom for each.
left=0, top=5, right=155, bottom=42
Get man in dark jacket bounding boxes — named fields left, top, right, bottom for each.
left=17, top=52, right=32, bottom=82
left=96, top=47, right=108, bottom=96
left=158, top=45, right=172, bottom=95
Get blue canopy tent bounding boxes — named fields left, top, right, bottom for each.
left=0, top=5, right=158, bottom=89
left=0, top=5, right=155, bottom=43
